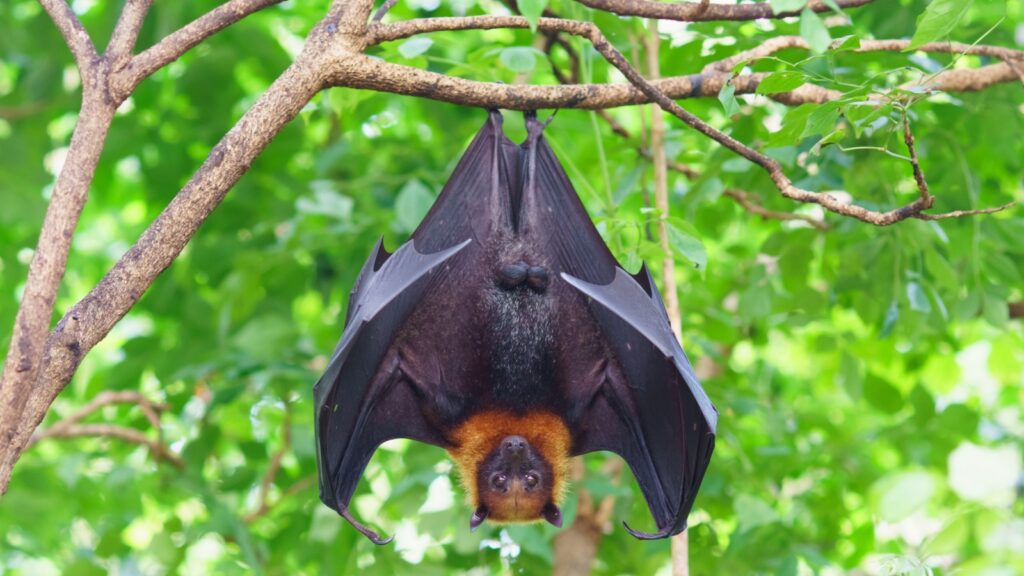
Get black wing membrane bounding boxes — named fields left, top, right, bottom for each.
left=315, top=112, right=516, bottom=542
left=412, top=110, right=519, bottom=253
left=515, top=113, right=716, bottom=538
left=314, top=239, right=467, bottom=541
left=562, top=268, right=717, bottom=538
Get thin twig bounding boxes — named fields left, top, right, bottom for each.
left=573, top=0, right=876, bottom=22
left=244, top=403, right=294, bottom=523
left=34, top=423, right=185, bottom=469
left=372, top=0, right=401, bottom=22
left=913, top=201, right=1016, bottom=221
left=31, top=391, right=181, bottom=469
left=901, top=110, right=933, bottom=208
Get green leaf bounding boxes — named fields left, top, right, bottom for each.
left=906, top=281, right=932, bottom=313
left=398, top=37, right=433, bottom=59
left=983, top=251, right=1022, bottom=285
left=718, top=80, right=739, bottom=116
left=908, top=0, right=974, bottom=50
left=769, top=0, right=807, bottom=13
left=800, top=8, right=832, bottom=53
left=982, top=291, right=1009, bottom=327
left=518, top=0, right=548, bottom=32
left=739, top=285, right=772, bottom=319
left=864, top=374, right=902, bottom=414
left=839, top=351, right=863, bottom=400
left=395, top=179, right=435, bottom=233
left=832, top=35, right=862, bottom=51
left=733, top=494, right=779, bottom=531
left=874, top=471, right=937, bottom=521
left=925, top=250, right=959, bottom=288
left=756, top=71, right=807, bottom=95
left=667, top=222, right=707, bottom=270
left=923, top=517, right=970, bottom=556
left=769, top=103, right=815, bottom=146
left=801, top=102, right=841, bottom=139
left=499, top=46, right=538, bottom=73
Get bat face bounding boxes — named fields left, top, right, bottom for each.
left=449, top=410, right=572, bottom=531
left=471, top=435, right=562, bottom=528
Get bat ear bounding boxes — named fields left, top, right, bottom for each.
left=542, top=502, right=563, bottom=528
left=470, top=505, right=489, bottom=531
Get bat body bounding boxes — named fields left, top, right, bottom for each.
left=314, top=111, right=717, bottom=543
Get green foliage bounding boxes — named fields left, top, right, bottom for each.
left=1, top=0, right=1022, bottom=574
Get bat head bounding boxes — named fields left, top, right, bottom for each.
left=469, top=435, right=562, bottom=529
left=448, top=411, right=570, bottom=531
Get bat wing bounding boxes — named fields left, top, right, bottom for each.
left=515, top=114, right=716, bottom=539
left=562, top=267, right=717, bottom=539
left=314, top=238, right=468, bottom=541
left=315, top=112, right=517, bottom=542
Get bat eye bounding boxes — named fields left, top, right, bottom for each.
left=524, top=472, right=539, bottom=489
left=491, top=473, right=509, bottom=491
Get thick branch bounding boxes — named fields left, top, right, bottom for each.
left=0, top=97, right=115, bottom=485
left=38, top=0, right=98, bottom=72
left=374, top=16, right=1011, bottom=226
left=0, top=30, right=337, bottom=493
left=574, top=0, right=876, bottom=22
left=366, top=18, right=1022, bottom=107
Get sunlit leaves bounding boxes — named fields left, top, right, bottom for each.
left=394, top=179, right=435, bottom=233
left=800, top=8, right=832, bottom=53
left=909, top=0, right=974, bottom=50
left=755, top=71, right=807, bottom=95
left=517, top=0, right=549, bottom=32
left=398, top=38, right=433, bottom=59
left=499, top=47, right=540, bottom=73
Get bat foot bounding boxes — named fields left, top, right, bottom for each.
left=622, top=520, right=676, bottom=540
left=498, top=262, right=550, bottom=293
left=341, top=508, right=394, bottom=545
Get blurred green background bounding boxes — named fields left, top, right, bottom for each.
left=1, top=0, right=1022, bottom=574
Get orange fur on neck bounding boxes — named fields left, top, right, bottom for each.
left=448, top=410, right=570, bottom=519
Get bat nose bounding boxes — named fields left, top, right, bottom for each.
left=502, top=435, right=527, bottom=457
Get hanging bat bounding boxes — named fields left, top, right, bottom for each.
left=313, top=110, right=717, bottom=544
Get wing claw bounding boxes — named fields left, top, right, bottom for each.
left=341, top=508, right=394, bottom=545
left=622, top=520, right=678, bottom=540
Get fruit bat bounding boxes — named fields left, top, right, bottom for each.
left=314, top=111, right=717, bottom=544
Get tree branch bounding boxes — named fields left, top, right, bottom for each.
left=447, top=16, right=1013, bottom=226
left=116, top=0, right=287, bottom=94
left=0, top=12, right=348, bottom=492
left=703, top=37, right=1024, bottom=73
left=372, top=0, right=401, bottom=23
left=30, top=391, right=182, bottom=469
left=33, top=423, right=185, bottom=469
left=366, top=18, right=1023, bottom=107
left=573, top=0, right=876, bottom=22
left=107, top=0, right=154, bottom=61
left=243, top=404, right=297, bottom=523
left=37, top=0, right=98, bottom=72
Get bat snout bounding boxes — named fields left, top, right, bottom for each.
left=501, top=435, right=528, bottom=459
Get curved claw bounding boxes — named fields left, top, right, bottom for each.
left=341, top=508, right=394, bottom=545
left=622, top=520, right=676, bottom=540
